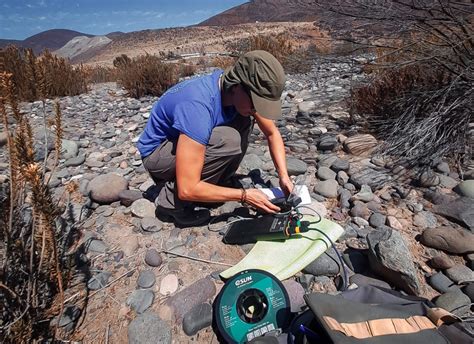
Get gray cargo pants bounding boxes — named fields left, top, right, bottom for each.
left=142, top=115, right=252, bottom=210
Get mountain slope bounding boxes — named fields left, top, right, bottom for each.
left=199, top=0, right=319, bottom=26
left=0, top=29, right=94, bottom=54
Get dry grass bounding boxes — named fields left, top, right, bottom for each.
left=113, top=53, right=197, bottom=98
left=227, top=33, right=313, bottom=74
left=0, top=72, right=81, bottom=342
left=0, top=46, right=87, bottom=101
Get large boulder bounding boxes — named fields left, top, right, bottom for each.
left=87, top=173, right=128, bottom=204
left=367, top=226, right=421, bottom=295
left=420, top=226, right=474, bottom=254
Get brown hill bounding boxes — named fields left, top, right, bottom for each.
left=199, top=0, right=320, bottom=26
left=0, top=29, right=93, bottom=54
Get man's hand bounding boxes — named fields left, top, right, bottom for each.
left=279, top=175, right=294, bottom=196
left=245, top=188, right=280, bottom=213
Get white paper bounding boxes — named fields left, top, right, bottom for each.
left=260, top=185, right=311, bottom=205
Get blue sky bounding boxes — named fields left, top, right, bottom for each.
left=0, top=0, right=247, bottom=40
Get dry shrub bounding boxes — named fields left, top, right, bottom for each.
left=211, top=56, right=236, bottom=70
left=83, top=65, right=117, bottom=84
left=113, top=53, right=177, bottom=98
left=351, top=63, right=471, bottom=167
left=178, top=63, right=196, bottom=78
left=0, top=46, right=87, bottom=101
left=227, top=33, right=312, bottom=74
left=1, top=73, right=82, bottom=341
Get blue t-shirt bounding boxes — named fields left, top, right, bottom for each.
left=137, top=70, right=237, bottom=158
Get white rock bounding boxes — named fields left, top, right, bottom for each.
left=159, top=274, right=179, bottom=295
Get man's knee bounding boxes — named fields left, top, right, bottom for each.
left=208, top=126, right=242, bottom=156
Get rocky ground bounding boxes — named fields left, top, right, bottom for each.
left=1, top=56, right=473, bottom=343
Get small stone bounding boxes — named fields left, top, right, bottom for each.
left=432, top=196, right=474, bottom=230
left=137, top=270, right=156, bottom=289
left=350, top=202, right=370, bottom=219
left=438, top=175, right=458, bottom=189
left=435, top=162, right=450, bottom=174
left=128, top=312, right=171, bottom=344
left=337, top=171, right=349, bottom=185
left=312, top=276, right=337, bottom=293
left=160, top=274, right=179, bottom=295
left=445, top=265, right=474, bottom=284
left=429, top=255, right=455, bottom=270
left=140, top=217, right=163, bottom=232
left=87, top=173, right=128, bottom=204
left=119, top=235, right=138, bottom=256
left=318, top=135, right=338, bottom=151
left=353, top=217, right=369, bottom=227
left=419, top=169, right=440, bottom=187
left=454, top=180, right=474, bottom=198
left=119, top=189, right=143, bottom=206
left=302, top=250, right=341, bottom=276
left=386, top=216, right=403, bottom=230
left=145, top=249, right=162, bottom=267
left=127, top=289, right=155, bottom=314
left=282, top=280, right=305, bottom=312
left=369, top=213, right=386, bottom=228
left=61, top=139, right=79, bottom=159
left=463, top=283, right=474, bottom=302
left=343, top=134, right=377, bottom=156
left=85, top=238, right=107, bottom=253
left=339, top=189, right=351, bottom=209
left=131, top=199, right=155, bottom=218
left=182, top=303, right=213, bottom=336
left=158, top=277, right=216, bottom=322
left=297, top=274, right=314, bottom=290
left=317, top=166, right=336, bottom=181
left=286, top=158, right=307, bottom=176
left=421, top=227, right=474, bottom=254
left=331, top=158, right=350, bottom=172
left=352, top=184, right=374, bottom=202
left=87, top=271, right=112, bottom=290
left=314, top=179, right=338, bottom=198
left=428, top=272, right=457, bottom=293
left=64, top=154, right=85, bottom=167
left=59, top=304, right=81, bottom=328
left=413, top=211, right=438, bottom=229
left=435, top=289, right=471, bottom=312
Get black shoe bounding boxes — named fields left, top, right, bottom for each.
left=155, top=205, right=211, bottom=228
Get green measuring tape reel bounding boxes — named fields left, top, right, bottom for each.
left=214, top=269, right=291, bottom=343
